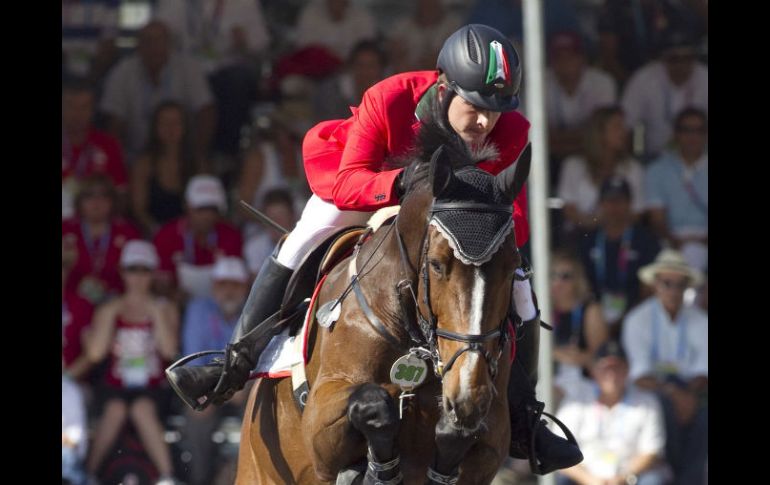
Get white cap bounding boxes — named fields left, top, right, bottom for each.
left=185, top=175, right=227, bottom=212
left=211, top=256, right=249, bottom=283
left=120, top=240, right=159, bottom=269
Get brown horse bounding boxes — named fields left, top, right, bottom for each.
left=236, top=123, right=531, bottom=485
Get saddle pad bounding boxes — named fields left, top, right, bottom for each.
left=367, top=205, right=400, bottom=232
left=254, top=273, right=328, bottom=379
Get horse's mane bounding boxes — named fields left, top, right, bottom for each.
left=383, top=93, right=499, bottom=195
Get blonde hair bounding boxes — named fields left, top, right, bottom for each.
left=551, top=248, right=592, bottom=303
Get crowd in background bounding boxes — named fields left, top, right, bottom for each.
left=62, top=1, right=708, bottom=484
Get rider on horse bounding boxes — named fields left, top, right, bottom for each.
left=167, top=24, right=583, bottom=474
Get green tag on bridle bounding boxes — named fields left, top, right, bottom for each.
left=389, top=353, right=428, bottom=391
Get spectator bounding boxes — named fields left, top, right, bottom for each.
left=155, top=0, right=270, bottom=73
left=621, top=29, right=707, bottom=161
left=622, top=249, right=708, bottom=485
left=294, top=0, right=377, bottom=62
left=466, top=0, right=580, bottom=45
left=153, top=175, right=243, bottom=299
left=63, top=175, right=142, bottom=306
left=62, top=78, right=128, bottom=219
left=100, top=20, right=216, bottom=164
left=84, top=240, right=179, bottom=484
left=63, top=240, right=94, bottom=382
left=131, top=101, right=199, bottom=236
left=696, top=273, right=707, bottom=313
left=180, top=256, right=251, bottom=485
left=61, top=0, right=121, bottom=78
left=645, top=107, right=708, bottom=272
left=557, top=106, right=645, bottom=235
left=579, top=177, right=660, bottom=337
left=387, top=0, right=462, bottom=73
left=556, top=341, right=668, bottom=485
left=550, top=249, right=608, bottom=399
left=546, top=31, right=617, bottom=162
left=62, top=373, right=89, bottom=485
left=313, top=40, right=387, bottom=123
left=244, top=188, right=298, bottom=277
left=236, top=108, right=310, bottom=233
left=155, top=0, right=270, bottom=157
left=597, top=0, right=708, bottom=77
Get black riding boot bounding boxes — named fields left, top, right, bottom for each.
left=508, top=312, right=583, bottom=474
left=166, top=254, right=294, bottom=410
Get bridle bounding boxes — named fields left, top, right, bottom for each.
left=389, top=198, right=515, bottom=381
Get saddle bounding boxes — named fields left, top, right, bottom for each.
left=280, top=225, right=369, bottom=337
left=284, top=211, right=400, bottom=412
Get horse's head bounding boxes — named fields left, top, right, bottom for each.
left=398, top=136, right=531, bottom=432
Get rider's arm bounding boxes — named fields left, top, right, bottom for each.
left=331, top=87, right=404, bottom=212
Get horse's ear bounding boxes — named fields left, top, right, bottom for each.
left=430, top=145, right=455, bottom=197
left=495, top=143, right=531, bottom=202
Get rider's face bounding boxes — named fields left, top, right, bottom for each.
left=440, top=86, right=501, bottom=147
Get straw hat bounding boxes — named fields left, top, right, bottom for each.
left=638, top=249, right=704, bottom=287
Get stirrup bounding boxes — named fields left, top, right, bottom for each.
left=526, top=401, right=580, bottom=475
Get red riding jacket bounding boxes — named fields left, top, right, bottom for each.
left=302, top=70, right=531, bottom=247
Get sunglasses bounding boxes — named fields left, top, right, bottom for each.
left=123, top=265, right=153, bottom=273
left=656, top=278, right=688, bottom=290
left=551, top=271, right=574, bottom=281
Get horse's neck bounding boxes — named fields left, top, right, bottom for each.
left=356, top=223, right=408, bottom=326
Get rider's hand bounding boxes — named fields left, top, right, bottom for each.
left=395, top=162, right=429, bottom=200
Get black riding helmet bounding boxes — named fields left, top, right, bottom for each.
left=437, top=24, right=522, bottom=112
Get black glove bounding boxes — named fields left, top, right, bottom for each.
left=395, top=162, right=429, bottom=200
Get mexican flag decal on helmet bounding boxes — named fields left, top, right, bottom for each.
left=486, top=40, right=511, bottom=87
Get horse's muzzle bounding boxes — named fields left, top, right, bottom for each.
left=443, top=383, right=493, bottom=433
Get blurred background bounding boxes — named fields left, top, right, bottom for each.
left=61, top=1, right=708, bottom=484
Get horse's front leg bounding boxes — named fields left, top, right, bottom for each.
left=347, top=383, right=403, bottom=485
left=425, top=414, right=481, bottom=485
left=303, top=379, right=402, bottom=484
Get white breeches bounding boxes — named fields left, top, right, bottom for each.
left=276, top=194, right=374, bottom=269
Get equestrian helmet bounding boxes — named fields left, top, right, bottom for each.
left=437, top=24, right=522, bottom=112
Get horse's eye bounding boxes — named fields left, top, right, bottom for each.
left=429, top=260, right=444, bottom=274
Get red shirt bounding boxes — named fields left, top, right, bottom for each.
left=62, top=218, right=142, bottom=303
left=62, top=292, right=94, bottom=367
left=302, top=70, right=531, bottom=246
left=62, top=128, right=128, bottom=189
left=105, top=315, right=166, bottom=389
left=153, top=217, right=243, bottom=276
